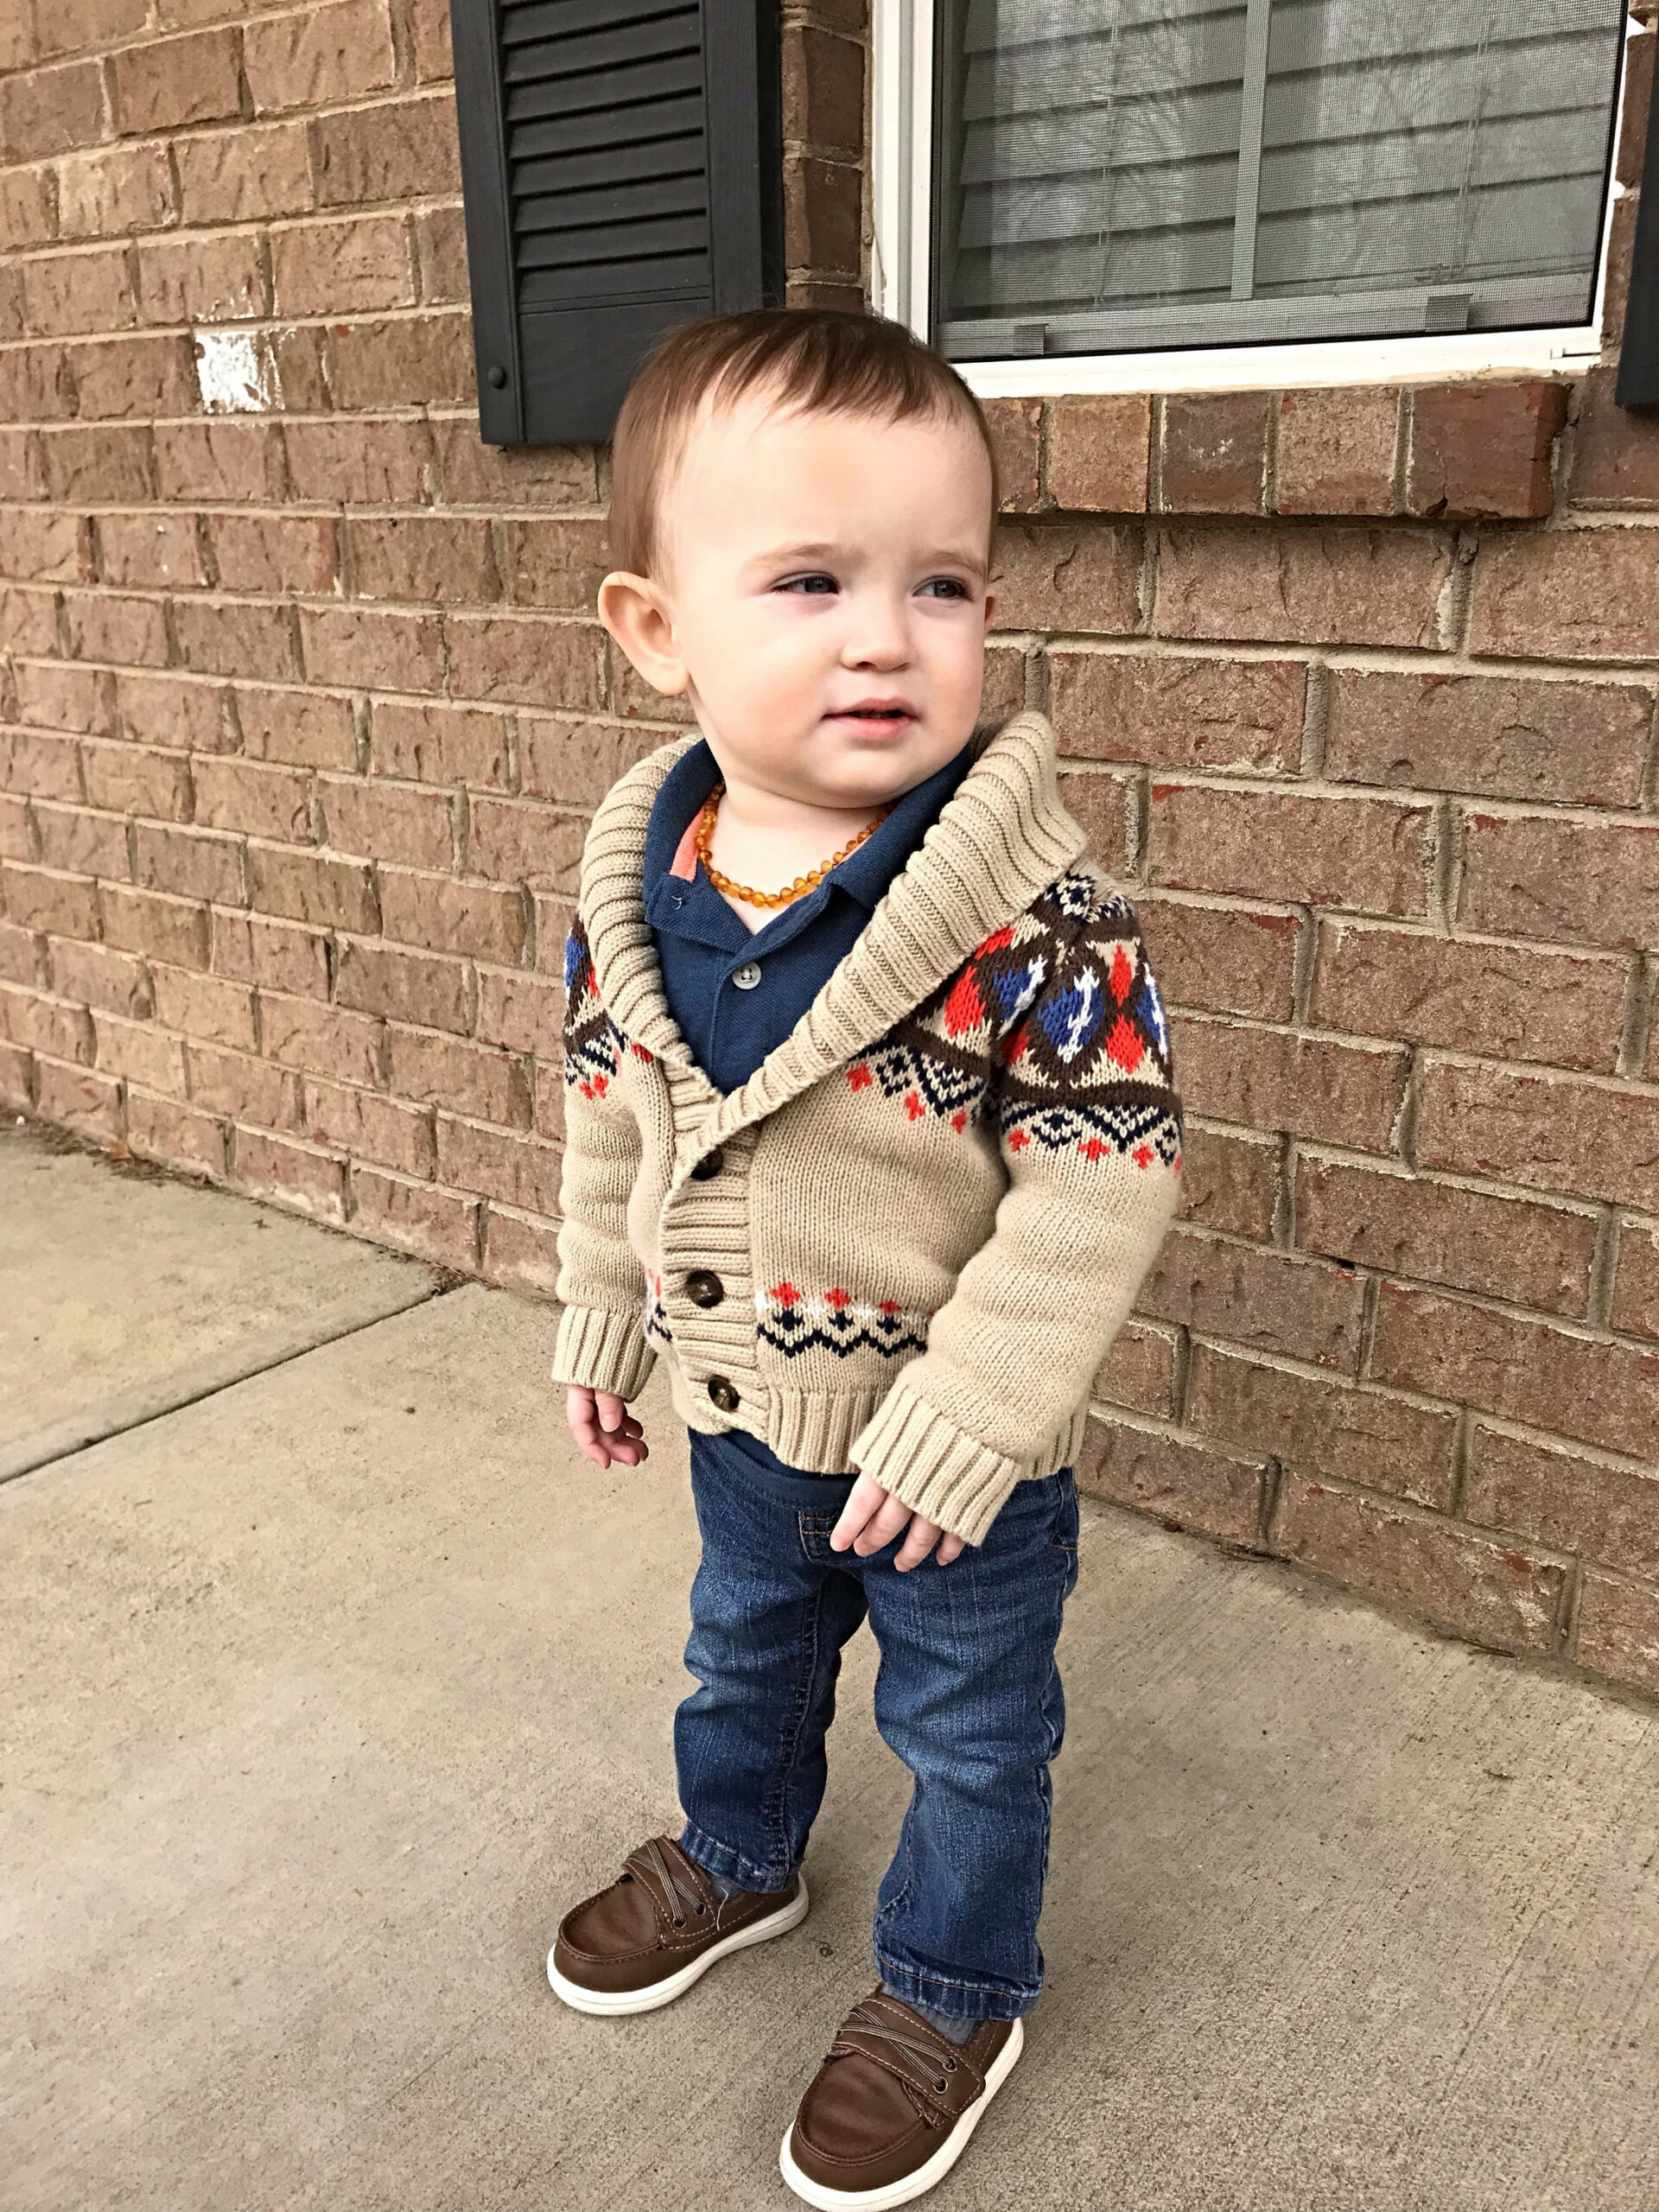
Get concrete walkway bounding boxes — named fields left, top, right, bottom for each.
left=4, top=1119, right=1659, bottom=2212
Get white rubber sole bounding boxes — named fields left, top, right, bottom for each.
left=546, top=1874, right=810, bottom=2016
left=779, top=2013, right=1025, bottom=2210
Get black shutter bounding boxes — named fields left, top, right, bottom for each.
left=451, top=0, right=784, bottom=445
left=1617, top=45, right=1658, bottom=408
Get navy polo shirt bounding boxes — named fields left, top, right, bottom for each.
left=643, top=736, right=976, bottom=1096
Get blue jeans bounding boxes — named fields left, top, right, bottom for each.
left=674, top=1430, right=1081, bottom=2022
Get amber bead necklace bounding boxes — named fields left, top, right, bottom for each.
left=694, top=782, right=890, bottom=911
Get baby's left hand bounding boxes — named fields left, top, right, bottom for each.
left=830, top=1473, right=966, bottom=1571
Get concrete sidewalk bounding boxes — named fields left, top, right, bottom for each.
left=3, top=1119, right=1659, bottom=2212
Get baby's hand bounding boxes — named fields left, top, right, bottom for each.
left=830, top=1472, right=966, bottom=1571
left=567, top=1386, right=649, bottom=1469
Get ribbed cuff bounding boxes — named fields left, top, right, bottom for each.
left=550, top=1304, right=656, bottom=1401
left=849, top=1380, right=1026, bottom=1547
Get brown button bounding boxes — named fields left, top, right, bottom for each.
left=707, top=1376, right=740, bottom=1414
left=690, top=1147, right=724, bottom=1181
left=685, top=1269, right=724, bottom=1309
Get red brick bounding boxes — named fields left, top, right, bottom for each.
left=0, top=919, right=46, bottom=988
left=347, top=513, right=498, bottom=603
left=378, top=868, right=524, bottom=963
left=94, top=1011, right=186, bottom=1095
left=1408, top=382, right=1568, bottom=521
left=1274, top=388, right=1398, bottom=516
left=1574, top=1570, right=1659, bottom=1696
left=1465, top=1421, right=1659, bottom=1579
left=1076, top=1414, right=1265, bottom=1543
left=531, top=1058, right=563, bottom=1141
left=46, top=938, right=150, bottom=1020
left=1090, top=1318, right=1179, bottom=1420
left=0, top=982, right=93, bottom=1062
left=207, top=513, right=339, bottom=596
left=1043, top=395, right=1152, bottom=515
left=175, top=119, right=314, bottom=223
left=299, top=605, right=443, bottom=693
left=67, top=333, right=197, bottom=421
left=990, top=521, right=1141, bottom=634
left=20, top=245, right=136, bottom=339
left=480, top=1203, right=563, bottom=1294
left=1160, top=393, right=1271, bottom=516
left=783, top=153, right=860, bottom=275
left=406, top=0, right=453, bottom=80
left=1618, top=27, right=1654, bottom=186
left=0, top=341, right=76, bottom=423
left=301, top=1074, right=435, bottom=1178
left=1370, top=1280, right=1659, bottom=1463
left=1190, top=1338, right=1456, bottom=1506
left=191, top=757, right=314, bottom=846
left=1323, top=666, right=1653, bottom=807
left=319, top=777, right=452, bottom=870
left=1, top=727, right=84, bottom=801
left=0, top=794, right=30, bottom=861
left=34, top=1052, right=123, bottom=1136
left=3, top=506, right=83, bottom=585
left=185, top=1038, right=301, bottom=1128
left=150, top=961, right=256, bottom=1051
left=270, top=213, right=416, bottom=317
left=114, top=671, right=230, bottom=754
left=0, top=1038, right=32, bottom=1103
left=494, top=518, right=613, bottom=612
left=0, top=57, right=105, bottom=162
left=232, top=1127, right=347, bottom=1222
left=1469, top=530, right=1659, bottom=661
left=1047, top=649, right=1305, bottom=774
left=977, top=397, right=1040, bottom=515
left=1136, top=1222, right=1366, bottom=1370
left=235, top=686, right=358, bottom=772
left=134, top=821, right=245, bottom=906
left=3, top=862, right=100, bottom=938
left=97, top=511, right=207, bottom=591
left=326, top=311, right=474, bottom=410
left=41, top=423, right=155, bottom=504
left=1137, top=897, right=1299, bottom=1023
left=100, top=881, right=209, bottom=968
left=175, top=598, right=302, bottom=683
left=435, top=1112, right=561, bottom=1214
left=413, top=205, right=468, bottom=305
left=156, top=422, right=284, bottom=506
left=980, top=643, right=1027, bottom=730
left=474, top=966, right=561, bottom=1055
left=210, top=908, right=327, bottom=999
left=282, top=416, right=435, bottom=505
left=1415, top=1057, right=1659, bottom=1216
left=62, top=590, right=169, bottom=670
left=0, top=165, right=56, bottom=251
left=0, top=585, right=59, bottom=657
left=1054, top=769, right=1131, bottom=874
left=247, top=843, right=377, bottom=931
left=243, top=0, right=397, bottom=113
left=32, top=800, right=130, bottom=880
left=1274, top=1471, right=1566, bottom=1655
left=1612, top=1219, right=1659, bottom=1341
left=372, top=701, right=510, bottom=788
left=445, top=614, right=606, bottom=712
left=1155, top=523, right=1452, bottom=649
left=351, top=1163, right=479, bottom=1268
left=313, top=91, right=462, bottom=206
left=1147, top=783, right=1431, bottom=916
left=612, top=659, right=696, bottom=726
left=335, top=937, right=467, bottom=1033
left=1457, top=810, right=1659, bottom=953
left=111, top=27, right=239, bottom=134
left=14, top=663, right=112, bottom=738
left=1310, top=918, right=1625, bottom=1072
left=1296, top=1150, right=1598, bottom=1317
left=1569, top=365, right=1659, bottom=510
left=431, top=416, right=594, bottom=506
left=1174, top=1011, right=1408, bottom=1154
left=386, top=1023, right=530, bottom=1127
left=466, top=797, right=585, bottom=890
left=260, top=990, right=382, bottom=1087
left=125, top=1090, right=226, bottom=1178
left=781, top=22, right=864, bottom=151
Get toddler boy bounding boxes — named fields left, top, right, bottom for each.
left=547, top=308, right=1183, bottom=2207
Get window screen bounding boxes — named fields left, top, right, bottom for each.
left=932, top=0, right=1628, bottom=361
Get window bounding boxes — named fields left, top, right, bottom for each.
left=875, top=0, right=1643, bottom=392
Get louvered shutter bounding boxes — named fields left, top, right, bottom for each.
left=451, top=0, right=783, bottom=444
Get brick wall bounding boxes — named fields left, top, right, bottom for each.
left=3, top=2, right=1659, bottom=1698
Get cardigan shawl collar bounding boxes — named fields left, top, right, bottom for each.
left=575, top=710, right=1090, bottom=1146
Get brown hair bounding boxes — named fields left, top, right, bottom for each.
left=607, top=308, right=999, bottom=578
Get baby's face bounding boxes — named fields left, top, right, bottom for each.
left=639, top=389, right=996, bottom=810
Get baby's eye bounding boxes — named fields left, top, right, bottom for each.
left=918, top=577, right=972, bottom=600
left=775, top=573, right=839, bottom=595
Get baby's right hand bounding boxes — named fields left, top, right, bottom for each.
left=567, top=1385, right=649, bottom=1469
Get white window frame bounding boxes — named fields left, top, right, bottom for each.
left=872, top=0, right=1646, bottom=396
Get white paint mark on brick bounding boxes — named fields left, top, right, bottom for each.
left=194, top=329, right=278, bottom=414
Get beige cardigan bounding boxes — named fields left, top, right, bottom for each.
left=550, top=710, right=1184, bottom=1543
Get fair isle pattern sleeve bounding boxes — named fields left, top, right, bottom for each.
left=549, top=918, right=658, bottom=1402
left=848, top=867, right=1184, bottom=1544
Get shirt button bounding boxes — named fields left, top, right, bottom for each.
left=707, top=1376, right=740, bottom=1414
left=684, top=1269, right=724, bottom=1309
left=690, top=1146, right=725, bottom=1181
left=732, top=961, right=762, bottom=991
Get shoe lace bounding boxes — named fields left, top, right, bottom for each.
left=626, top=1837, right=709, bottom=1928
left=830, top=1998, right=963, bottom=2101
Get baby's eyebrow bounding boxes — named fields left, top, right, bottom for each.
left=752, top=541, right=989, bottom=581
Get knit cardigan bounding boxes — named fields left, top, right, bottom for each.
left=550, top=709, right=1185, bottom=1544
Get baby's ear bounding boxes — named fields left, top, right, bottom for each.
left=597, top=571, right=689, bottom=696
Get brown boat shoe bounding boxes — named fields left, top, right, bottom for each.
left=779, top=1987, right=1024, bottom=2209
left=546, top=1834, right=809, bottom=2016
